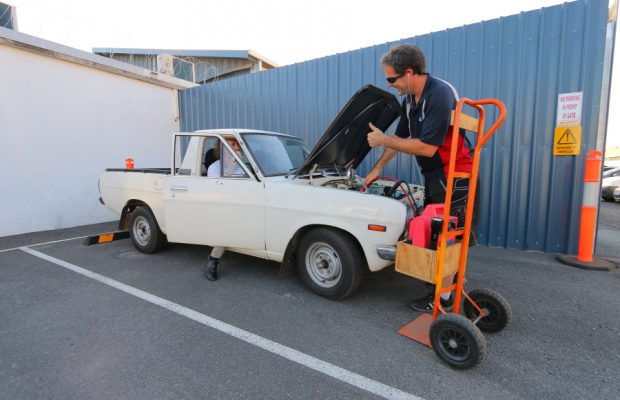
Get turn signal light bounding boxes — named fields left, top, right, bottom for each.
left=368, top=224, right=386, bottom=232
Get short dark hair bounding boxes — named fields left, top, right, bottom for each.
left=381, top=44, right=426, bottom=75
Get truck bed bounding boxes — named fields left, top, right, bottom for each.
left=105, top=168, right=171, bottom=174
left=99, top=169, right=168, bottom=225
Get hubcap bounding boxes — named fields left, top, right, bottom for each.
left=305, top=242, right=342, bottom=288
left=476, top=299, right=499, bottom=325
left=478, top=301, right=497, bottom=323
left=133, top=216, right=151, bottom=247
left=438, top=327, right=471, bottom=361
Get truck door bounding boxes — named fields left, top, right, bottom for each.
left=163, top=134, right=265, bottom=251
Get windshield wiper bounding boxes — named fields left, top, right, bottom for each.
left=284, top=167, right=299, bottom=178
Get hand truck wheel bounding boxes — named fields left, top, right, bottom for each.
left=429, top=313, right=487, bottom=369
left=463, top=288, right=512, bottom=333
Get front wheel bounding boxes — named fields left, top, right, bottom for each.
left=296, top=228, right=365, bottom=300
left=129, top=206, right=167, bottom=253
left=430, top=313, right=486, bottom=369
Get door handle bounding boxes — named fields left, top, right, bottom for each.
left=170, top=185, right=189, bottom=191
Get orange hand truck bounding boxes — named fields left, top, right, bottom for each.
left=395, top=98, right=508, bottom=369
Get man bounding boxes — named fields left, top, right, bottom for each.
left=204, top=137, right=245, bottom=281
left=207, top=138, right=245, bottom=178
left=366, top=44, right=474, bottom=312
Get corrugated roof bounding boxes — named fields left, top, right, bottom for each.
left=92, top=48, right=279, bottom=67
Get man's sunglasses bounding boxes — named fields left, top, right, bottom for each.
left=386, top=73, right=405, bottom=84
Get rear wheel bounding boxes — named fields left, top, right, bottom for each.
left=430, top=313, right=486, bottom=369
left=129, top=206, right=167, bottom=253
left=463, top=288, right=512, bottom=333
left=296, top=228, right=364, bottom=300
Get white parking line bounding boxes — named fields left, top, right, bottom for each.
left=20, top=247, right=423, bottom=400
left=0, top=236, right=87, bottom=254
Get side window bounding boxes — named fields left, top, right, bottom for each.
left=221, top=144, right=249, bottom=178
left=202, top=137, right=220, bottom=176
left=174, top=135, right=201, bottom=176
left=203, top=137, right=249, bottom=179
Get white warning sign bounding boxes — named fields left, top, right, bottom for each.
left=556, top=92, right=583, bottom=126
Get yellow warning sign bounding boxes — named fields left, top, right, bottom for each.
left=553, top=125, right=581, bottom=156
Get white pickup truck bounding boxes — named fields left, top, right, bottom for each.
left=98, top=85, right=422, bottom=299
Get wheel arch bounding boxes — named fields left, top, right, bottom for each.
left=118, top=199, right=153, bottom=231
left=279, top=224, right=369, bottom=277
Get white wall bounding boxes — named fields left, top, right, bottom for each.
left=0, top=44, right=180, bottom=237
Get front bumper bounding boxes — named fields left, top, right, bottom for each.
left=376, top=245, right=396, bottom=261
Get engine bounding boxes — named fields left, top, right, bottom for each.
left=299, top=166, right=425, bottom=214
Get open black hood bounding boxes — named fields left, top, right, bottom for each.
left=295, top=84, right=401, bottom=177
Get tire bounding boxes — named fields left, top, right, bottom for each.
left=601, top=186, right=616, bottom=202
left=430, top=313, right=487, bottom=369
left=129, top=206, right=167, bottom=253
left=463, top=288, right=512, bottom=333
left=296, top=227, right=365, bottom=300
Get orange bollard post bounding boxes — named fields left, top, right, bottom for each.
left=557, top=151, right=616, bottom=271
left=125, top=157, right=134, bottom=169
left=577, top=151, right=603, bottom=262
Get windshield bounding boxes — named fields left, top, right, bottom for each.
left=242, top=133, right=310, bottom=176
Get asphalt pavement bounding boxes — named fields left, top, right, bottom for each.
left=1, top=204, right=619, bottom=400
left=596, top=200, right=620, bottom=264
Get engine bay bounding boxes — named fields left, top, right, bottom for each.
left=296, top=167, right=425, bottom=213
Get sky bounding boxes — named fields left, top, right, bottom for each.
left=9, top=0, right=620, bottom=147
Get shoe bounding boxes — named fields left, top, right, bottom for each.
left=409, top=293, right=453, bottom=312
left=204, top=256, right=219, bottom=281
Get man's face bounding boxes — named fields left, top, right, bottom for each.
left=383, top=64, right=409, bottom=96
left=226, top=138, right=241, bottom=153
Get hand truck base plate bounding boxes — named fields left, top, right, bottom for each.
left=398, top=314, right=432, bottom=348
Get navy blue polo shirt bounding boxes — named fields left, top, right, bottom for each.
left=395, top=74, right=472, bottom=179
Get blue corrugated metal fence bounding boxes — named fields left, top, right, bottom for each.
left=179, top=0, right=613, bottom=254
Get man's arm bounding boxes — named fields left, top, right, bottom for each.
left=381, top=135, right=438, bottom=157
left=367, top=122, right=438, bottom=157
left=364, top=147, right=398, bottom=186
